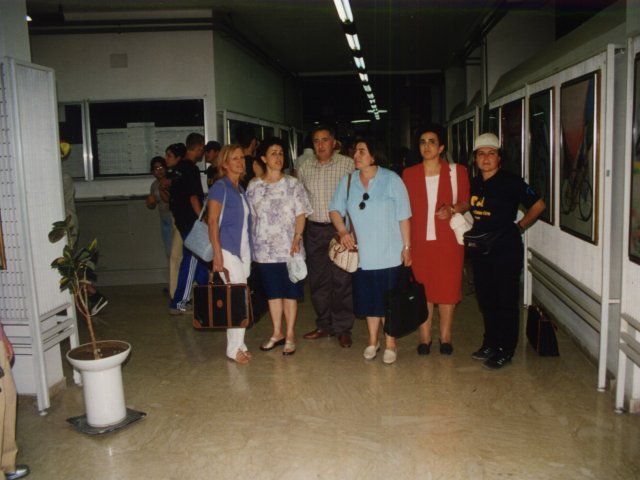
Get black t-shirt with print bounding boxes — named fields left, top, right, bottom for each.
left=469, top=169, right=539, bottom=234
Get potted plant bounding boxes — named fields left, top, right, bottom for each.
left=49, top=216, right=131, bottom=428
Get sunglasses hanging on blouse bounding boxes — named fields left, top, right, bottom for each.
left=359, top=192, right=369, bottom=210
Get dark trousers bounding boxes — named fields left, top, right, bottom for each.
left=471, top=242, right=523, bottom=356
left=305, top=222, right=355, bottom=335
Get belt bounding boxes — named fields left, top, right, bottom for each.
left=308, top=221, right=332, bottom=227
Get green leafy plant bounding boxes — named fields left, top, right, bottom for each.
left=49, top=216, right=100, bottom=359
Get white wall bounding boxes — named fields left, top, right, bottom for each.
left=213, top=32, right=289, bottom=123
left=487, top=10, right=555, bottom=96
left=0, top=0, right=30, bottom=61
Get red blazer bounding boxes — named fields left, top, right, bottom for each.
left=402, top=160, right=470, bottom=248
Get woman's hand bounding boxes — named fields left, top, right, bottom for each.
left=401, top=247, right=412, bottom=267
left=339, top=230, right=356, bottom=250
left=212, top=254, right=224, bottom=273
left=290, top=233, right=302, bottom=256
left=435, top=203, right=452, bottom=220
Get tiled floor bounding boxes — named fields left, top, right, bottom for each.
left=15, top=284, right=640, bottom=479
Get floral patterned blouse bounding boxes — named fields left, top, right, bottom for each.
left=246, top=175, right=313, bottom=263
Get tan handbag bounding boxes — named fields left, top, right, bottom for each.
left=327, top=174, right=359, bottom=273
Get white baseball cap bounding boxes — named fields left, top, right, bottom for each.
left=474, top=133, right=500, bottom=151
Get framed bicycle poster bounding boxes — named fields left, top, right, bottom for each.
left=559, top=71, right=599, bottom=243
left=501, top=99, right=524, bottom=176
left=529, top=89, right=554, bottom=224
left=630, top=54, right=640, bottom=264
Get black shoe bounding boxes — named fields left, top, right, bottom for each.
left=6, top=465, right=30, bottom=480
left=483, top=351, right=512, bottom=370
left=471, top=346, right=495, bottom=361
left=417, top=341, right=432, bottom=355
left=439, top=342, right=453, bottom=355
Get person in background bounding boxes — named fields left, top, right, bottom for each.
left=293, top=134, right=315, bottom=175
left=208, top=145, right=253, bottom=364
left=169, top=133, right=208, bottom=315
left=60, top=141, right=107, bottom=316
left=468, top=133, right=545, bottom=370
left=297, top=125, right=355, bottom=348
left=146, top=156, right=173, bottom=261
left=246, top=137, right=312, bottom=356
left=235, top=124, right=262, bottom=189
left=0, top=322, right=30, bottom=480
left=403, top=124, right=469, bottom=356
left=329, top=138, right=411, bottom=364
left=204, top=141, right=222, bottom=188
left=164, top=143, right=186, bottom=300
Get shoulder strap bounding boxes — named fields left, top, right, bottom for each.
left=449, top=163, right=458, bottom=205
left=345, top=174, right=358, bottom=244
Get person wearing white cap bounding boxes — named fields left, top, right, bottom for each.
left=468, top=132, right=546, bottom=370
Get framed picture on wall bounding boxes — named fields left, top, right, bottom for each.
left=630, top=54, right=640, bottom=264
left=528, top=89, right=554, bottom=224
left=0, top=211, right=6, bottom=270
left=501, top=99, right=524, bottom=176
left=559, top=71, right=599, bottom=243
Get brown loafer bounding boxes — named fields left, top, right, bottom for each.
left=338, top=333, right=352, bottom=348
left=303, top=328, right=331, bottom=340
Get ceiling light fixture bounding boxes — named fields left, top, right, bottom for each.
left=346, top=33, right=361, bottom=51
left=353, top=56, right=366, bottom=71
left=363, top=84, right=372, bottom=93
left=359, top=72, right=369, bottom=83
left=351, top=119, right=371, bottom=124
left=333, top=0, right=354, bottom=24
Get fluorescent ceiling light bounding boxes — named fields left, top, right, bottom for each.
left=359, top=72, right=369, bottom=83
left=363, top=84, right=372, bottom=93
left=333, top=0, right=354, bottom=24
left=346, top=34, right=361, bottom=51
left=26, top=15, right=32, bottom=22
left=354, top=57, right=366, bottom=70
left=367, top=109, right=387, bottom=113
left=351, top=119, right=371, bottom=124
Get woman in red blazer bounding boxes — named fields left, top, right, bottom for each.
left=402, top=124, right=470, bottom=356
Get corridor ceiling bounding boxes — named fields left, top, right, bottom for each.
left=26, top=0, right=516, bottom=75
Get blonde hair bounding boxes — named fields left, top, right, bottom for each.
left=215, top=144, right=244, bottom=181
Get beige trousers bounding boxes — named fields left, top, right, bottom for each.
left=0, top=342, right=18, bottom=478
left=169, top=222, right=183, bottom=299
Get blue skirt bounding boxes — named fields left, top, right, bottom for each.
left=353, top=265, right=401, bottom=317
left=255, top=262, right=304, bottom=300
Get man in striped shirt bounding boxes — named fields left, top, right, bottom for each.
left=297, top=126, right=355, bottom=348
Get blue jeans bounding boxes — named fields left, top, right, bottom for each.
left=159, top=215, right=173, bottom=259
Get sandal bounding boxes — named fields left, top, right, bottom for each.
left=283, top=341, right=296, bottom=356
left=260, top=337, right=285, bottom=351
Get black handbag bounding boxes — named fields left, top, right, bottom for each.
left=526, top=304, right=560, bottom=356
left=463, top=225, right=510, bottom=255
left=193, top=271, right=254, bottom=330
left=383, top=267, right=428, bottom=338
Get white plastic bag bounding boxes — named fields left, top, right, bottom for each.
left=286, top=253, right=308, bottom=283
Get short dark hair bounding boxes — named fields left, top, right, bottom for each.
left=166, top=143, right=186, bottom=159
left=235, top=124, right=257, bottom=149
left=311, top=124, right=335, bottom=138
left=204, top=140, right=221, bottom=152
left=185, top=132, right=205, bottom=150
left=354, top=137, right=388, bottom=166
left=415, top=123, right=447, bottom=157
left=256, top=136, right=285, bottom=160
left=150, top=156, right=167, bottom=171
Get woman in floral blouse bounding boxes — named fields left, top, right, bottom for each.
left=246, top=137, right=312, bottom=356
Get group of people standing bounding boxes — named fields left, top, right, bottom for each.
left=148, top=123, right=545, bottom=370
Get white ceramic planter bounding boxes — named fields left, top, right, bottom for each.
left=67, top=340, right=131, bottom=428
